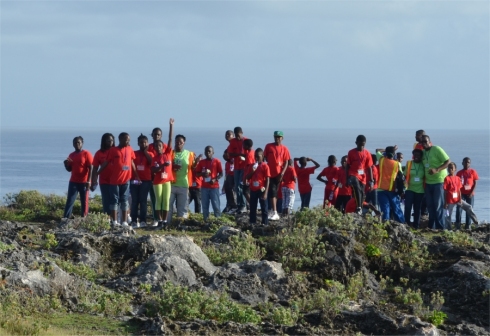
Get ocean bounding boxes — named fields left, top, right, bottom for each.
left=1, top=128, right=489, bottom=221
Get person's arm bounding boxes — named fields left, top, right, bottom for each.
left=367, top=166, right=374, bottom=191
left=245, top=166, right=255, bottom=180
left=211, top=162, right=223, bottom=184
left=316, top=172, right=327, bottom=184
left=98, top=161, right=109, bottom=174
left=278, top=161, right=289, bottom=182
left=86, top=165, right=93, bottom=190
left=444, top=188, right=448, bottom=209
left=429, top=159, right=450, bottom=175
left=262, top=177, right=269, bottom=200
left=308, top=158, right=320, bottom=168
left=91, top=165, right=99, bottom=187
left=470, top=180, right=477, bottom=197
left=132, top=160, right=141, bottom=182
left=167, top=118, right=174, bottom=149
left=142, top=148, right=152, bottom=165
left=63, top=156, right=72, bottom=172
left=375, top=148, right=385, bottom=154
left=345, top=164, right=351, bottom=186
left=192, top=154, right=202, bottom=169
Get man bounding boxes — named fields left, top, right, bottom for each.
left=346, top=135, right=373, bottom=215
left=421, top=135, right=450, bottom=230
left=404, top=149, right=425, bottom=228
left=264, top=131, right=292, bottom=220
left=377, top=146, right=405, bottom=223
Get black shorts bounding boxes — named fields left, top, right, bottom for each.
left=268, top=175, right=281, bottom=198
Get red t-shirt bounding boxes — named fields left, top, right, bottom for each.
left=93, top=149, right=112, bottom=185
left=196, top=158, right=223, bottom=189
left=365, top=165, right=379, bottom=192
left=247, top=162, right=270, bottom=192
left=443, top=175, right=462, bottom=204
left=456, top=168, right=479, bottom=195
left=346, top=148, right=373, bottom=185
left=107, top=146, right=136, bottom=185
left=227, top=138, right=247, bottom=170
left=67, top=150, right=93, bottom=183
left=294, top=162, right=317, bottom=194
left=133, top=150, right=154, bottom=181
left=345, top=198, right=368, bottom=213
left=281, top=166, right=297, bottom=190
left=190, top=172, right=202, bottom=189
left=244, top=149, right=255, bottom=166
left=318, top=166, right=339, bottom=191
left=336, top=167, right=352, bottom=196
left=152, top=147, right=173, bottom=185
left=148, top=143, right=167, bottom=157
left=264, top=143, right=291, bottom=178
left=225, top=161, right=234, bottom=177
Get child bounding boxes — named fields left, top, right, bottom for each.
left=317, top=155, right=339, bottom=209
left=241, top=139, right=255, bottom=209
left=189, top=157, right=203, bottom=214
left=364, top=154, right=379, bottom=209
left=294, top=157, right=320, bottom=209
left=196, top=146, right=223, bottom=221
left=444, top=162, right=478, bottom=230
left=245, top=148, right=270, bottom=225
left=346, top=135, right=373, bottom=215
left=130, top=134, right=154, bottom=228
left=456, top=157, right=479, bottom=229
left=63, top=136, right=93, bottom=219
left=148, top=127, right=167, bottom=222
left=281, top=161, right=297, bottom=215
left=334, top=155, right=352, bottom=214
left=221, top=150, right=237, bottom=214
left=396, top=152, right=404, bottom=164
left=151, top=119, right=174, bottom=227
left=99, top=132, right=140, bottom=227
left=91, top=133, right=114, bottom=215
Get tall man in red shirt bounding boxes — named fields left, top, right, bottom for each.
left=346, top=135, right=373, bottom=215
left=264, top=131, right=292, bottom=221
left=227, top=127, right=247, bottom=213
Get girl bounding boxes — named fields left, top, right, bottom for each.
left=130, top=134, right=154, bottom=228
left=91, top=133, right=114, bottom=214
left=196, top=146, right=223, bottom=221
left=151, top=119, right=174, bottom=227
left=444, top=162, right=478, bottom=230
left=148, top=127, right=167, bottom=223
left=245, top=148, right=270, bottom=225
left=63, top=136, right=93, bottom=219
left=293, top=156, right=320, bottom=209
left=334, top=156, right=352, bottom=213
left=317, top=155, right=339, bottom=208
left=280, top=161, right=297, bottom=215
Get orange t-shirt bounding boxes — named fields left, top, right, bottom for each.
left=281, top=166, right=297, bottom=190
left=456, top=169, right=479, bottom=195
left=318, top=166, right=339, bottom=191
left=443, top=175, right=462, bottom=204
left=133, top=150, right=154, bottom=181
left=346, top=148, right=373, bottom=185
left=294, top=162, right=317, bottom=194
left=107, top=146, right=136, bottom=185
left=93, top=149, right=111, bottom=185
left=264, top=143, right=291, bottom=178
left=196, top=158, right=223, bottom=189
left=227, top=138, right=247, bottom=170
left=67, top=150, right=93, bottom=183
left=152, top=147, right=173, bottom=185
left=336, top=168, right=352, bottom=196
left=247, top=162, right=270, bottom=192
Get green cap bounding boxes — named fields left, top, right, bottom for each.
left=274, top=131, right=284, bottom=137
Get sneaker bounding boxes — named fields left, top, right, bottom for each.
left=152, top=220, right=159, bottom=227
left=111, top=220, right=120, bottom=227
left=159, top=221, right=168, bottom=229
left=127, top=215, right=132, bottom=223
left=139, top=221, right=147, bottom=228
left=268, top=212, right=273, bottom=219
left=121, top=221, right=130, bottom=227
left=238, top=207, right=247, bottom=214
left=227, top=208, right=238, bottom=214
left=131, top=221, right=140, bottom=229
left=356, top=207, right=363, bottom=215
left=270, top=212, right=280, bottom=221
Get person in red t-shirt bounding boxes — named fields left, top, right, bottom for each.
left=98, top=132, right=140, bottom=226
left=245, top=148, right=270, bottom=225
left=241, top=139, right=255, bottom=208
left=221, top=150, right=237, bottom=214
left=334, top=156, right=352, bottom=213
left=345, top=198, right=380, bottom=216
left=129, top=133, right=155, bottom=228
left=264, top=131, right=291, bottom=221
left=196, top=146, right=223, bottom=221
left=63, top=136, right=93, bottom=219
left=294, top=157, right=320, bottom=209
left=281, top=162, right=297, bottom=215
left=456, top=157, right=479, bottom=229
left=227, top=127, right=247, bottom=213
left=346, top=135, right=373, bottom=215
left=148, top=127, right=168, bottom=223
left=444, top=162, right=478, bottom=230
left=91, top=133, right=114, bottom=214
left=189, top=163, right=203, bottom=214
left=317, top=155, right=339, bottom=209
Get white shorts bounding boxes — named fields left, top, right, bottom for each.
left=282, top=187, right=295, bottom=211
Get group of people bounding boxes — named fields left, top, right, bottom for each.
left=62, top=124, right=480, bottom=230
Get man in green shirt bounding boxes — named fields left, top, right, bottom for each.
left=421, top=135, right=450, bottom=230
left=404, top=149, right=425, bottom=228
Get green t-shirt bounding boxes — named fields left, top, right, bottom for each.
left=172, top=149, right=191, bottom=187
left=406, top=161, right=425, bottom=194
left=422, top=146, right=449, bottom=184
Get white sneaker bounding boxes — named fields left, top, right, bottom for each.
left=127, top=215, right=132, bottom=223
left=121, top=221, right=129, bottom=227
left=152, top=220, right=159, bottom=227
left=111, top=220, right=120, bottom=227
left=268, top=212, right=273, bottom=219
left=131, top=222, right=139, bottom=229
left=270, top=212, right=280, bottom=221
left=139, top=221, right=147, bottom=228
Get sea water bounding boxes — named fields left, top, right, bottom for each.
left=1, top=128, right=488, bottom=221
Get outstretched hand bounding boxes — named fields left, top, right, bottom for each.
left=169, top=118, right=175, bottom=125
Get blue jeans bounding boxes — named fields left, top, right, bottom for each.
left=425, top=183, right=445, bottom=230
left=109, top=182, right=130, bottom=211
left=378, top=190, right=404, bottom=223
left=149, top=185, right=157, bottom=220
left=250, top=189, right=268, bottom=224
left=365, top=190, right=378, bottom=209
left=201, top=188, right=220, bottom=221
left=233, top=169, right=246, bottom=209
left=456, top=194, right=474, bottom=228
left=130, top=180, right=152, bottom=222
left=100, top=184, right=111, bottom=215
left=300, top=192, right=311, bottom=209
left=404, top=190, right=424, bottom=229
left=64, top=182, right=89, bottom=218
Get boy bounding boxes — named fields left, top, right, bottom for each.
left=245, top=148, right=270, bottom=225
left=189, top=165, right=203, bottom=214
left=346, top=135, right=373, bottom=215
left=456, top=157, right=479, bottom=229
left=221, top=150, right=237, bottom=214
left=334, top=156, right=352, bottom=213
left=294, top=157, right=320, bottom=209
left=317, top=155, right=339, bottom=208
left=444, top=162, right=478, bottom=230
left=196, top=146, right=223, bottom=221
left=281, top=161, right=297, bottom=215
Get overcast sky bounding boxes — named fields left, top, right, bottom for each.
left=1, top=1, right=488, bottom=130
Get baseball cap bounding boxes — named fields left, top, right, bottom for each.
left=274, top=131, right=284, bottom=137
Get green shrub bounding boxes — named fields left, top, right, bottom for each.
left=77, top=212, right=111, bottom=234
left=269, top=306, right=299, bottom=326
left=365, top=244, right=382, bottom=257
left=441, top=230, right=483, bottom=248
left=202, top=234, right=265, bottom=266
left=298, top=280, right=348, bottom=320
left=426, top=310, right=447, bottom=326
left=53, top=259, right=98, bottom=282
left=347, top=272, right=366, bottom=300
left=295, top=206, right=355, bottom=231
left=43, top=233, right=58, bottom=249
left=0, top=242, right=15, bottom=252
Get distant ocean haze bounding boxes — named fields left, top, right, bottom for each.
left=1, top=128, right=488, bottom=221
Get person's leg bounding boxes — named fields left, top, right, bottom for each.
left=388, top=191, right=405, bottom=223
left=287, top=189, right=295, bottom=213
left=201, top=188, right=210, bottom=221
left=160, top=181, right=172, bottom=222
left=234, top=169, right=245, bottom=210
left=149, top=186, right=157, bottom=220
left=432, top=183, right=445, bottom=230
left=412, top=192, right=424, bottom=229
left=249, top=190, right=259, bottom=224
left=446, top=203, right=456, bottom=230
left=460, top=200, right=478, bottom=229
left=268, top=176, right=279, bottom=216
left=404, top=190, right=414, bottom=225
left=139, top=181, right=151, bottom=223
left=77, top=183, right=89, bottom=217
left=109, top=184, right=119, bottom=222
left=188, top=188, right=196, bottom=212
left=224, top=175, right=236, bottom=211
left=349, top=177, right=362, bottom=209
left=195, top=188, right=201, bottom=213
left=130, top=183, right=139, bottom=223
left=424, top=185, right=436, bottom=229
left=154, top=184, right=163, bottom=220
left=463, top=194, right=474, bottom=228
left=259, top=193, right=269, bottom=225
left=175, top=186, right=189, bottom=218
left=377, top=191, right=390, bottom=221
left=210, top=188, right=221, bottom=218
left=282, top=187, right=289, bottom=215
left=304, top=191, right=311, bottom=209
left=63, top=182, right=79, bottom=218
left=166, top=186, right=176, bottom=222
left=119, top=182, right=130, bottom=223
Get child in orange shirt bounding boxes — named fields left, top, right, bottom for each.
left=444, top=162, right=478, bottom=230
left=317, top=155, right=339, bottom=208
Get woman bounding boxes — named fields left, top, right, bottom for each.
left=91, top=133, right=115, bottom=214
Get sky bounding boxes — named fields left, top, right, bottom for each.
left=1, top=1, right=489, bottom=130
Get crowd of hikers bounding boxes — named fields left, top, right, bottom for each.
left=63, top=121, right=481, bottom=230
